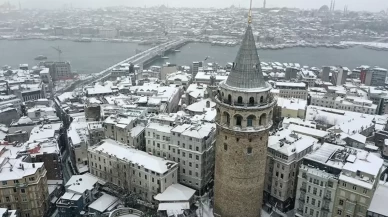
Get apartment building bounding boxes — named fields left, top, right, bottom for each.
left=360, top=67, right=387, bottom=87
left=333, top=149, right=383, bottom=217
left=0, top=156, right=49, bottom=217
left=310, top=93, right=377, bottom=115
left=294, top=143, right=384, bottom=217
left=103, top=114, right=137, bottom=146
left=145, top=122, right=216, bottom=192
left=264, top=129, right=318, bottom=212
left=274, top=82, right=308, bottom=100
left=88, top=139, right=179, bottom=202
left=170, top=122, right=216, bottom=192
left=295, top=143, right=343, bottom=217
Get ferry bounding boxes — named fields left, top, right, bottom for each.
left=74, top=37, right=92, bottom=42
left=34, top=55, right=48, bottom=60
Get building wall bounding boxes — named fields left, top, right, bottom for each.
left=32, top=153, right=62, bottom=180
left=295, top=166, right=338, bottom=217
left=145, top=124, right=216, bottom=191
left=88, top=150, right=178, bottom=202
left=0, top=166, right=49, bottom=217
left=279, top=89, right=308, bottom=100
left=0, top=109, right=19, bottom=126
left=333, top=179, right=377, bottom=217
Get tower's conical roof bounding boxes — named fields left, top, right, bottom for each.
left=225, top=25, right=266, bottom=89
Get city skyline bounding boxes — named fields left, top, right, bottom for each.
left=1, top=0, right=387, bottom=12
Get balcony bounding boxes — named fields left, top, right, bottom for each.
left=108, top=208, right=144, bottom=217
left=298, top=197, right=305, bottom=203
left=323, top=195, right=331, bottom=201
left=300, top=186, right=307, bottom=193
left=321, top=207, right=330, bottom=212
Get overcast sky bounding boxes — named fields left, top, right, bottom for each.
left=2, top=0, right=387, bottom=12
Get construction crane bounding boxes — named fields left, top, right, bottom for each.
left=51, top=46, right=62, bottom=62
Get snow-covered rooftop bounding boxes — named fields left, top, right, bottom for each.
left=154, top=183, right=196, bottom=202
left=90, top=139, right=178, bottom=174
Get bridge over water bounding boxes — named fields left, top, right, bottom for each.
left=59, top=38, right=189, bottom=93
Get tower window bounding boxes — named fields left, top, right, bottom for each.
left=227, top=94, right=232, bottom=105
left=247, top=147, right=253, bottom=155
left=249, top=97, right=255, bottom=105
left=260, top=96, right=264, bottom=103
left=247, top=115, right=255, bottom=127
left=235, top=115, right=243, bottom=127
left=237, top=96, right=243, bottom=104
left=224, top=143, right=227, bottom=151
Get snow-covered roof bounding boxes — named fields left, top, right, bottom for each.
left=90, top=139, right=177, bottom=174
left=154, top=184, right=195, bottom=202
left=65, top=173, right=104, bottom=194
left=0, top=158, right=44, bottom=181
left=269, top=129, right=317, bottom=156
left=89, top=193, right=119, bottom=212
left=147, top=122, right=174, bottom=134
left=277, top=98, right=307, bottom=111
left=288, top=124, right=329, bottom=138
left=368, top=183, right=388, bottom=216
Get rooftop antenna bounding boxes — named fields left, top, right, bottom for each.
left=248, top=0, right=253, bottom=24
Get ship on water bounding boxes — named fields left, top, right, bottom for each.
left=74, top=37, right=92, bottom=42
left=34, top=55, right=47, bottom=60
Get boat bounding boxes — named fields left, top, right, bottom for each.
left=161, top=56, right=169, bottom=59
left=74, top=37, right=92, bottom=42
left=174, top=50, right=181, bottom=52
left=34, top=55, right=47, bottom=60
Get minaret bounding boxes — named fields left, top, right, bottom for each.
left=263, top=0, right=266, bottom=9
left=330, top=0, right=333, bottom=11
left=213, top=0, right=275, bottom=216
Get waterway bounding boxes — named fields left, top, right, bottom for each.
left=1, top=40, right=388, bottom=74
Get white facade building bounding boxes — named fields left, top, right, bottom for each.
left=264, top=129, right=318, bottom=212
left=88, top=139, right=179, bottom=202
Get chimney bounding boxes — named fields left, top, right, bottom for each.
left=32, top=163, right=35, bottom=168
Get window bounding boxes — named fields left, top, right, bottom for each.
left=249, top=97, right=254, bottom=105
left=337, top=209, right=342, bottom=215
left=235, top=115, right=242, bottom=127
left=310, top=209, right=314, bottom=216
left=196, top=155, right=199, bottom=160
left=182, top=169, right=185, bottom=174
left=318, top=201, right=321, bottom=208
left=189, top=154, right=192, bottom=159
left=312, top=198, right=316, bottom=206
left=363, top=189, right=368, bottom=194
left=20, top=189, right=25, bottom=193
left=339, top=199, right=344, bottom=206
left=353, top=185, right=357, bottom=190
left=307, top=196, right=310, bottom=203
left=313, top=187, right=317, bottom=195
left=247, top=147, right=252, bottom=154
left=247, top=115, right=255, bottom=127
left=237, top=96, right=243, bottom=104
left=342, top=182, right=347, bottom=187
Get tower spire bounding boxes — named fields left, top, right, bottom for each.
left=248, top=0, right=253, bottom=24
